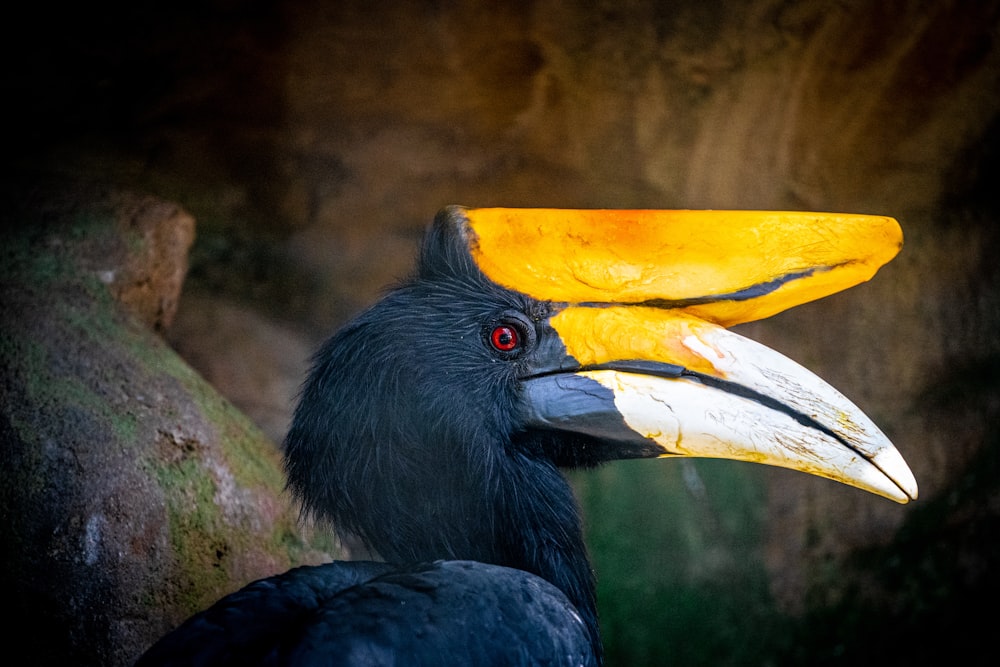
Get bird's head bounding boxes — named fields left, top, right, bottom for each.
left=285, top=206, right=917, bottom=567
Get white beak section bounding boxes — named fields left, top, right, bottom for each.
left=678, top=324, right=917, bottom=499
left=575, top=324, right=918, bottom=503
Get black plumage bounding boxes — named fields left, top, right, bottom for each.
left=136, top=561, right=592, bottom=666
left=140, top=213, right=609, bottom=665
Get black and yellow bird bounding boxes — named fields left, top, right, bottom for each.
left=137, top=206, right=917, bottom=666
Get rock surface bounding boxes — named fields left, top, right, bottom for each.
left=0, top=183, right=337, bottom=666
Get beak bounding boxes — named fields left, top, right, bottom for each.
left=458, top=207, right=903, bottom=326
left=440, top=206, right=917, bottom=504
left=520, top=308, right=918, bottom=503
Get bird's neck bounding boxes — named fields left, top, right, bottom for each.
left=490, top=453, right=601, bottom=662
left=364, top=445, right=601, bottom=660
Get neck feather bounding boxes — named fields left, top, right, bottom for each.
left=492, top=453, right=602, bottom=661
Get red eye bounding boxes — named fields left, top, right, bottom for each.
left=490, top=325, right=519, bottom=352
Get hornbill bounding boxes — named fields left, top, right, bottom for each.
left=137, top=206, right=917, bottom=666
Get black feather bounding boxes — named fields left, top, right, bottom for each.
left=139, top=210, right=604, bottom=665
left=137, top=561, right=595, bottom=667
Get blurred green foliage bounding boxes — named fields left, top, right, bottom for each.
left=573, top=458, right=787, bottom=665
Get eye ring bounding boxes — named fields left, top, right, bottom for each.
left=484, top=310, right=535, bottom=358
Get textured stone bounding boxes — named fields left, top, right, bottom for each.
left=0, top=183, right=338, bottom=666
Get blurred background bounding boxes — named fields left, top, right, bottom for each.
left=6, top=0, right=999, bottom=664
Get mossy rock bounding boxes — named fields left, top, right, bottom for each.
left=0, top=182, right=339, bottom=666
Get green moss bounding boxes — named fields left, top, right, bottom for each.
left=0, top=339, right=52, bottom=505
left=1, top=228, right=73, bottom=289
left=199, top=389, right=287, bottom=492
left=147, top=455, right=234, bottom=614
left=4, top=319, right=140, bottom=457
left=0, top=333, right=46, bottom=430
left=130, top=326, right=337, bottom=592
left=2, top=199, right=340, bottom=629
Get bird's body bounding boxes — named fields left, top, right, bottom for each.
left=136, top=561, right=593, bottom=666
left=138, top=207, right=916, bottom=666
